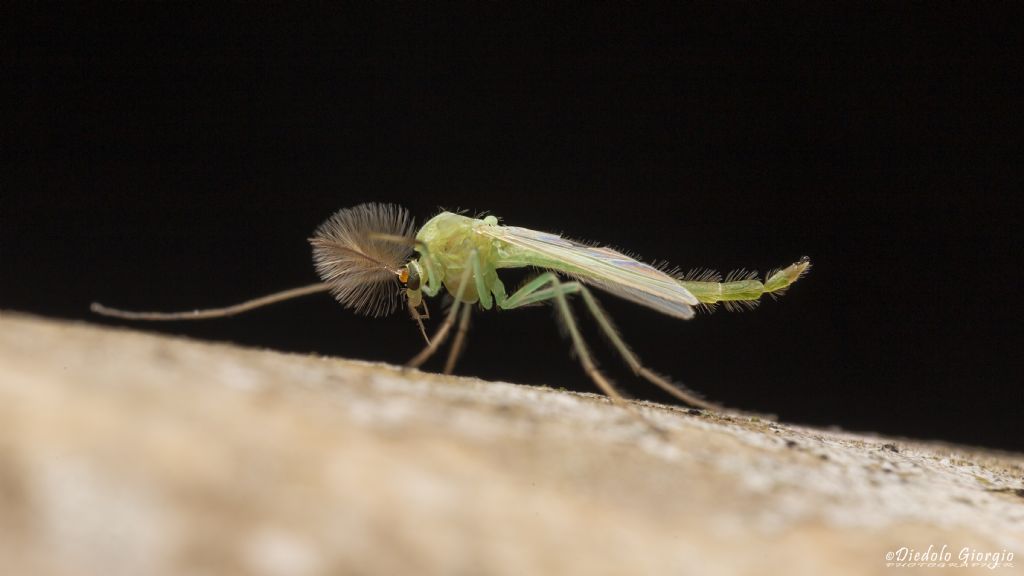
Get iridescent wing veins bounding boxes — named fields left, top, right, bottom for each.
left=479, top=225, right=697, bottom=319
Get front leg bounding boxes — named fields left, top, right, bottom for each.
left=443, top=304, right=473, bottom=375
left=407, top=250, right=478, bottom=369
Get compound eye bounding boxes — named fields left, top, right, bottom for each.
left=406, top=265, right=421, bottom=290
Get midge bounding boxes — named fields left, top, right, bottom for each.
left=92, top=203, right=810, bottom=415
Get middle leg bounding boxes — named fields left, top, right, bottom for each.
left=501, top=273, right=656, bottom=426
left=574, top=284, right=723, bottom=412
left=506, top=275, right=723, bottom=411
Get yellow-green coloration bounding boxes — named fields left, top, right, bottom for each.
left=410, top=212, right=508, bottom=309
left=407, top=211, right=810, bottom=316
left=89, top=203, right=810, bottom=419
left=680, top=258, right=812, bottom=312
left=398, top=209, right=810, bottom=416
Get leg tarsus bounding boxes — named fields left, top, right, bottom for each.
left=636, top=367, right=725, bottom=412
left=508, top=274, right=668, bottom=434
left=574, top=284, right=724, bottom=412
left=508, top=278, right=725, bottom=412
left=406, top=313, right=455, bottom=369
left=409, top=301, right=431, bottom=345
left=443, top=304, right=472, bottom=375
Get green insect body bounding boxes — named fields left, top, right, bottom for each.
left=410, top=213, right=508, bottom=308
left=408, top=210, right=808, bottom=315
left=91, top=203, right=811, bottom=423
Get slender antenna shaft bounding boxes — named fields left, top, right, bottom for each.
left=90, top=283, right=332, bottom=321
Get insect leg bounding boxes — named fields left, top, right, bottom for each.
left=573, top=284, right=724, bottom=412
left=470, top=250, right=493, bottom=309
left=501, top=274, right=660, bottom=428
left=406, top=250, right=477, bottom=369
left=504, top=276, right=722, bottom=411
left=499, top=272, right=564, bottom=308
left=443, top=304, right=473, bottom=375
left=408, top=300, right=431, bottom=345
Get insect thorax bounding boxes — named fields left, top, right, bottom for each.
left=415, top=212, right=503, bottom=304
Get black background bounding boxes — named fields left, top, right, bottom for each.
left=4, top=6, right=1021, bottom=450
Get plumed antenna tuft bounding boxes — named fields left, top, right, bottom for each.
left=310, top=203, right=416, bottom=317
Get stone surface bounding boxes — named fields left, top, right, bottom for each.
left=1, top=312, right=1022, bottom=575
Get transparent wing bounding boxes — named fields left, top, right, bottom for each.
left=480, top=225, right=696, bottom=319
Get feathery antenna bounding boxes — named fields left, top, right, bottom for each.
left=310, top=203, right=416, bottom=317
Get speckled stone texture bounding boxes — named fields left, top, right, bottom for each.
left=1, top=312, right=1022, bottom=575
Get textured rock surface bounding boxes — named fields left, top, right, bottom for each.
left=1, top=312, right=1022, bottom=575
